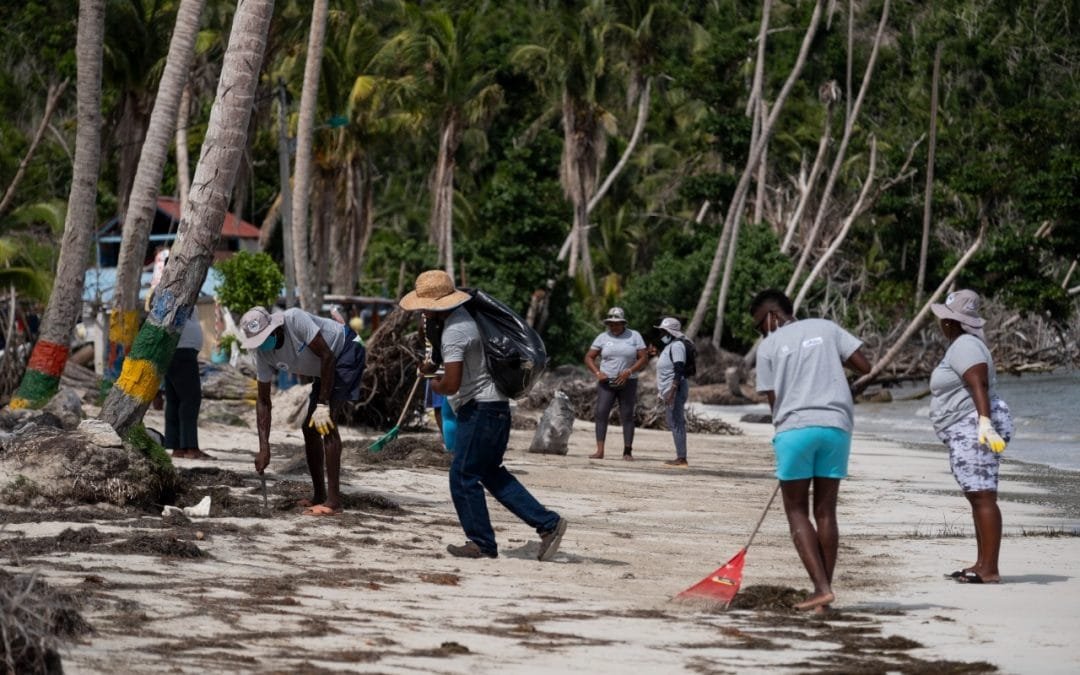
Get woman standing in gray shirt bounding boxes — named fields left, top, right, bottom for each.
left=929, top=290, right=1013, bottom=585
left=584, top=307, right=648, bottom=460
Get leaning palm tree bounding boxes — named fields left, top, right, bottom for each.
left=108, top=0, right=206, bottom=384
left=9, top=0, right=106, bottom=410
left=99, top=0, right=275, bottom=435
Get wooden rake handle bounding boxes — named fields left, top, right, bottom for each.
left=393, top=373, right=426, bottom=429
left=743, top=482, right=781, bottom=551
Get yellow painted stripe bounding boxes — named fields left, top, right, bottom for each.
left=109, top=309, right=140, bottom=344
left=115, top=358, right=162, bottom=403
left=8, top=397, right=31, bottom=409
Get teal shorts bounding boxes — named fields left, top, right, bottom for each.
left=772, top=426, right=851, bottom=481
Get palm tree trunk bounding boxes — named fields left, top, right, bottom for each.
left=176, top=83, right=192, bottom=212
left=430, top=115, right=459, bottom=281
left=109, top=0, right=205, bottom=384
left=290, top=0, right=329, bottom=312
left=686, top=0, right=824, bottom=341
left=99, top=0, right=275, bottom=435
left=916, top=42, right=942, bottom=307
left=10, top=0, right=105, bottom=410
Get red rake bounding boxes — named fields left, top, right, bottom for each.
left=675, top=482, right=780, bottom=608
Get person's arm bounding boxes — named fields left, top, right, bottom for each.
left=960, top=362, right=993, bottom=418
left=961, top=361, right=1007, bottom=452
left=255, top=380, right=272, bottom=473
left=844, top=348, right=873, bottom=395
left=584, top=348, right=605, bottom=382
left=431, top=360, right=463, bottom=396
left=764, top=390, right=776, bottom=413
left=615, top=348, right=648, bottom=386
left=306, top=333, right=336, bottom=435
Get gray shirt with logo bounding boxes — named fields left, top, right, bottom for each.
left=441, top=305, right=507, bottom=413
left=656, top=338, right=687, bottom=399
left=755, top=318, right=863, bottom=434
left=253, top=308, right=347, bottom=382
left=590, top=329, right=646, bottom=378
left=929, top=334, right=997, bottom=432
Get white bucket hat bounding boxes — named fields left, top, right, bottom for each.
left=654, top=317, right=685, bottom=339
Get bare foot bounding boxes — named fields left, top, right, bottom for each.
left=295, top=498, right=319, bottom=508
left=623, top=454, right=634, bottom=461
left=302, top=504, right=342, bottom=516
left=184, top=448, right=214, bottom=460
left=795, top=591, right=835, bottom=611
left=588, top=452, right=604, bottom=460
left=812, top=604, right=832, bottom=615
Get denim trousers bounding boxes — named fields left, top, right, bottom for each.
left=665, top=379, right=689, bottom=459
left=450, top=400, right=560, bottom=555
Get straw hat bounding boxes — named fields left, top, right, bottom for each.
left=238, top=307, right=284, bottom=349
left=399, top=270, right=471, bottom=311
left=654, top=317, right=685, bottom=339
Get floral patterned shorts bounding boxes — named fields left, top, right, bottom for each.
left=935, top=397, right=1014, bottom=493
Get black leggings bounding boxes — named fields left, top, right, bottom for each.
left=595, top=379, right=638, bottom=449
left=165, top=348, right=202, bottom=450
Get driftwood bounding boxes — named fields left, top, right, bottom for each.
left=0, top=569, right=91, bottom=674
left=339, top=307, right=424, bottom=430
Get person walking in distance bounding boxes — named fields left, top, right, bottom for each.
left=654, top=317, right=691, bottom=467
left=399, top=270, right=567, bottom=561
left=749, top=289, right=872, bottom=611
left=584, top=307, right=648, bottom=460
left=240, top=306, right=366, bottom=516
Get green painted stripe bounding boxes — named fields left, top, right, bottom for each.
left=128, top=322, right=180, bottom=372
left=11, top=369, right=60, bottom=409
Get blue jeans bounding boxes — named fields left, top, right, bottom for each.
left=665, top=379, right=689, bottom=459
left=450, top=400, right=560, bottom=555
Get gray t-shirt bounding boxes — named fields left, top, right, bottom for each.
left=441, top=305, right=506, bottom=413
left=929, top=334, right=997, bottom=432
left=755, top=318, right=863, bottom=434
left=177, top=313, right=204, bottom=351
left=656, top=338, right=687, bottom=398
left=253, top=308, right=347, bottom=382
left=590, top=329, right=646, bottom=378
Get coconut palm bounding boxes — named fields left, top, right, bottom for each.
left=374, top=2, right=503, bottom=282
left=108, top=0, right=206, bottom=383
left=9, top=0, right=106, bottom=410
left=513, top=0, right=620, bottom=290
left=100, top=0, right=275, bottom=434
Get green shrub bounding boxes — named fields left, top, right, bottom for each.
left=213, top=251, right=285, bottom=315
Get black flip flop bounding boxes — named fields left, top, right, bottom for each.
left=955, top=571, right=992, bottom=584
left=945, top=570, right=968, bottom=579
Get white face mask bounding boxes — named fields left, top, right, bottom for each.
left=660, top=334, right=673, bottom=345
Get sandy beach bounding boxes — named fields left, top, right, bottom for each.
left=3, top=393, right=1079, bottom=674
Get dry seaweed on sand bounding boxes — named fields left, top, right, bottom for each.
left=0, top=569, right=92, bottom=674
left=110, top=533, right=207, bottom=559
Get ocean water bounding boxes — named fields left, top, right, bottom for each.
left=697, top=371, right=1080, bottom=473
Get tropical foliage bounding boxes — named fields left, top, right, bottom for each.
left=0, top=0, right=1075, bottom=371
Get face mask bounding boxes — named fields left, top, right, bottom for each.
left=660, top=334, right=673, bottom=345
left=258, top=334, right=278, bottom=352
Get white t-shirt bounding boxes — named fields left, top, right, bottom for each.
left=590, top=329, right=646, bottom=378
left=755, top=318, right=863, bottom=434
left=929, top=333, right=997, bottom=432
left=441, top=305, right=506, bottom=413
left=253, top=308, right=347, bottom=382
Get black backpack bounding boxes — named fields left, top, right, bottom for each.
left=677, top=337, right=697, bottom=377
left=463, top=288, right=548, bottom=399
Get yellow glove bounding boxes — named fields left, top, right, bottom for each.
left=308, top=403, right=335, bottom=436
left=978, top=415, right=1006, bottom=453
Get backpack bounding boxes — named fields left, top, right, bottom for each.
left=463, top=288, right=548, bottom=399
left=677, top=337, right=697, bottom=377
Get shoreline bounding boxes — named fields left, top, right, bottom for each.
left=2, top=400, right=1079, bottom=673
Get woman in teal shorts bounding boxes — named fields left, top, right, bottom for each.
left=750, top=290, right=873, bottom=612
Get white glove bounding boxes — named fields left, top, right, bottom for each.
left=308, top=403, right=335, bottom=436
left=977, top=415, right=1006, bottom=453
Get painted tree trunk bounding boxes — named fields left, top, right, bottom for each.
left=176, top=84, right=192, bottom=212
left=291, top=0, right=329, bottom=312
left=109, top=0, right=206, bottom=384
left=99, top=0, right=275, bottom=435
left=9, top=0, right=105, bottom=410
